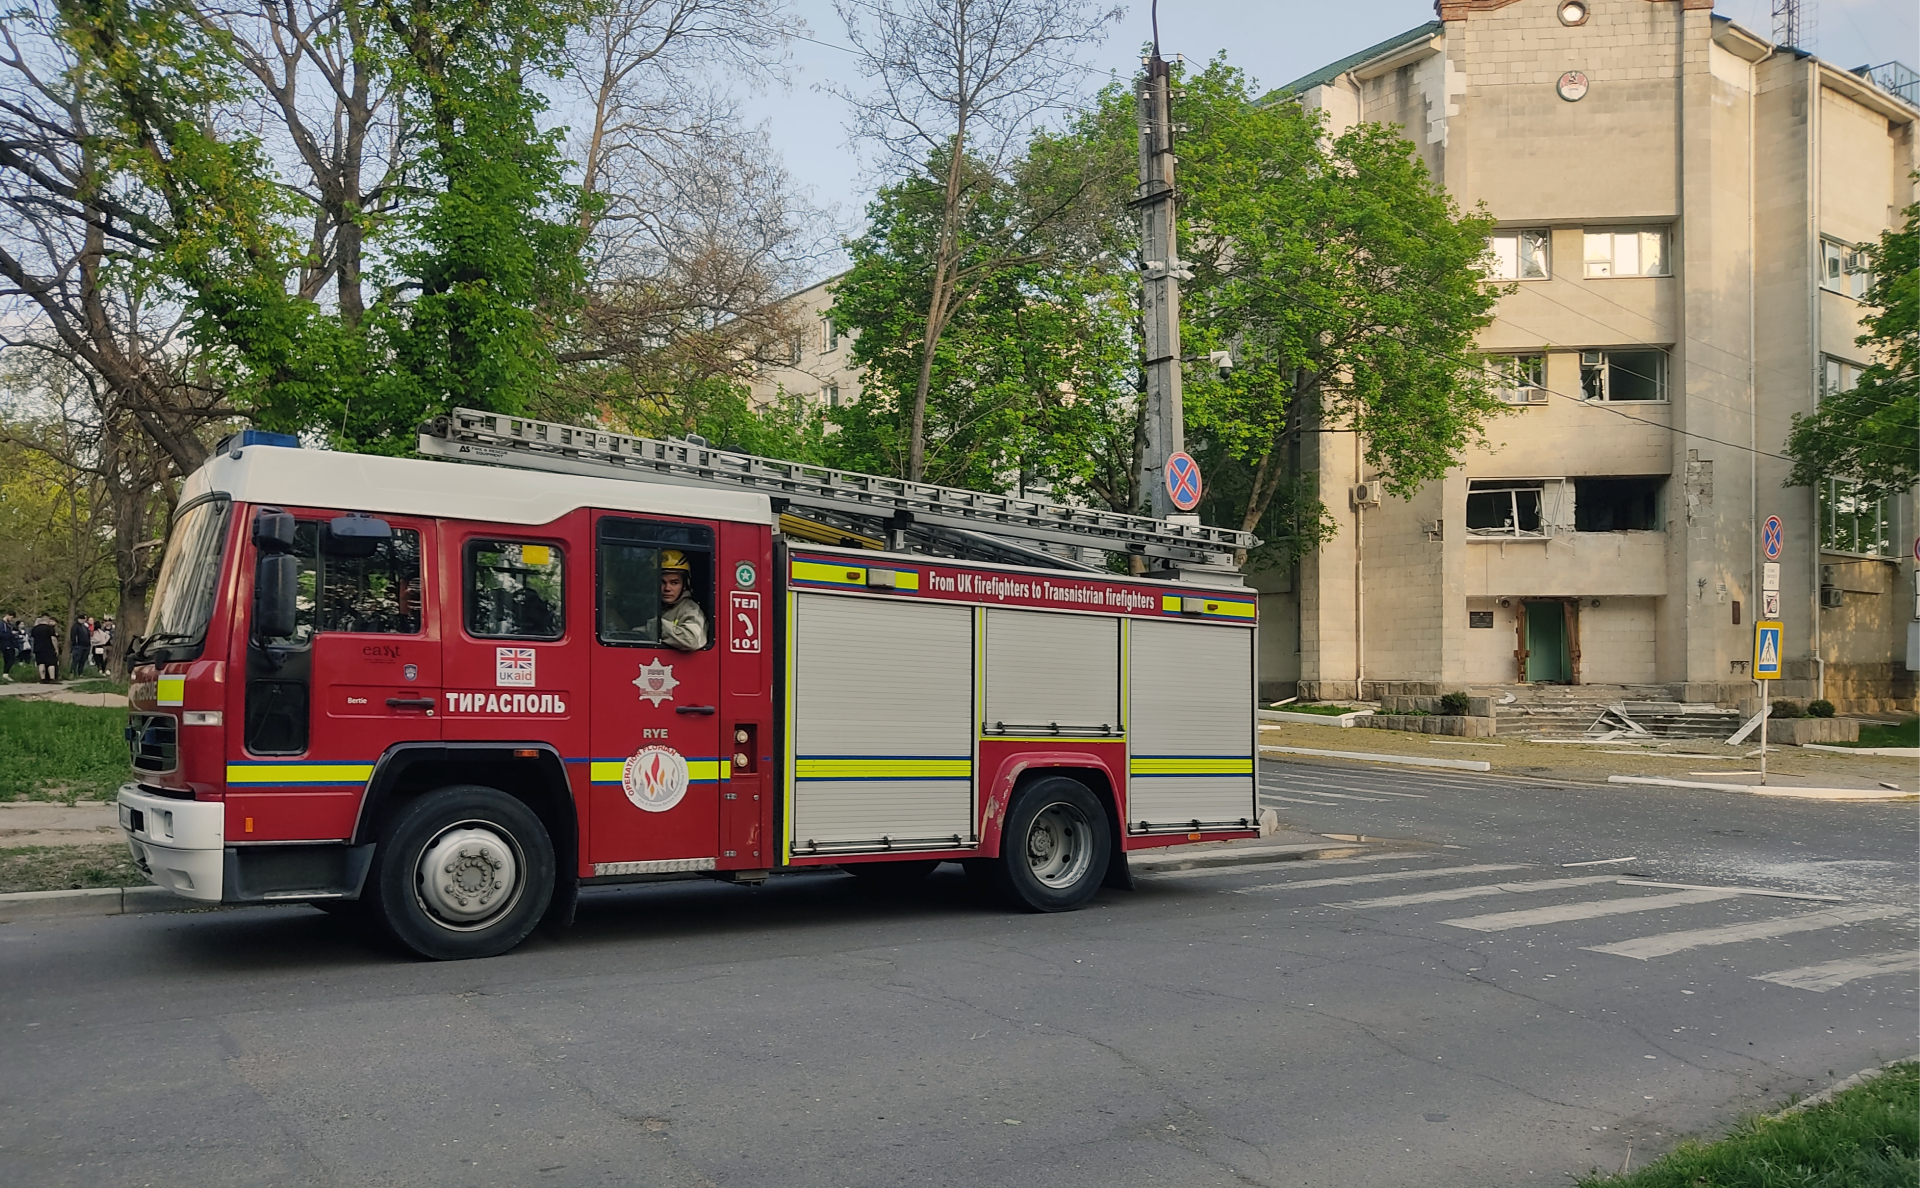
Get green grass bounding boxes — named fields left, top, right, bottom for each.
left=0, top=698, right=129, bottom=803
left=1841, top=718, right=1919, bottom=749
left=66, top=678, right=129, bottom=695
left=0, top=843, right=147, bottom=893
left=1274, top=703, right=1360, bottom=715
left=1577, top=1062, right=1919, bottom=1188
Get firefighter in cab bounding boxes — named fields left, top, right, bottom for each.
left=658, top=549, right=708, bottom=650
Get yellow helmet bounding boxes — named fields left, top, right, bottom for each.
left=660, top=549, right=692, bottom=573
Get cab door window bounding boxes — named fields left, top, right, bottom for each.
left=466, top=540, right=565, bottom=639
left=597, top=518, right=713, bottom=649
left=246, top=521, right=423, bottom=755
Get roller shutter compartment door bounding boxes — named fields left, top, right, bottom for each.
left=983, top=609, right=1119, bottom=735
left=790, top=594, right=974, bottom=851
left=1126, top=619, right=1255, bottom=832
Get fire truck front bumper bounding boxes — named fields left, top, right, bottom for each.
left=116, top=783, right=223, bottom=903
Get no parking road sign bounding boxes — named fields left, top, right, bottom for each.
left=1763, top=516, right=1783, bottom=561
left=1165, top=451, right=1203, bottom=512
left=1753, top=620, right=1784, bottom=680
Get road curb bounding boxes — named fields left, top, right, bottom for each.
left=1260, top=744, right=1492, bottom=772
left=1607, top=775, right=1912, bottom=800
left=1775, top=1058, right=1918, bottom=1117
left=0, top=884, right=205, bottom=922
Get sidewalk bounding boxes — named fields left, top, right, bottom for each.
left=1259, top=721, right=1915, bottom=793
left=0, top=800, right=122, bottom=847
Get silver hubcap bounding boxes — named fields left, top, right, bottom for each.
left=416, top=822, right=522, bottom=931
left=1025, top=802, right=1094, bottom=889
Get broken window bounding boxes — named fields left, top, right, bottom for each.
left=1819, top=478, right=1891, bottom=556
left=1573, top=477, right=1663, bottom=531
left=1466, top=479, right=1547, bottom=537
left=1487, top=230, right=1550, bottom=280
left=1580, top=349, right=1666, bottom=402
left=1488, top=354, right=1548, bottom=404
left=1583, top=227, right=1669, bottom=277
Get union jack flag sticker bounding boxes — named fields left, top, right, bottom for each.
left=496, top=646, right=536, bottom=687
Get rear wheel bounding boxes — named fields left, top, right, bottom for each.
left=980, top=777, right=1110, bottom=912
left=369, top=785, right=554, bottom=961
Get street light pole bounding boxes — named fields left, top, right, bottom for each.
left=1135, top=12, right=1187, bottom=521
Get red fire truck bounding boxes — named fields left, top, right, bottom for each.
left=117, top=413, right=1260, bottom=959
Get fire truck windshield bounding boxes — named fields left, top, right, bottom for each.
left=136, top=496, right=232, bottom=662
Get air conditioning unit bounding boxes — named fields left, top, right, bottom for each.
left=1350, top=481, right=1383, bottom=508
left=1820, top=586, right=1845, bottom=609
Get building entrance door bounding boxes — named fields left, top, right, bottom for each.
left=1524, top=601, right=1570, bottom=682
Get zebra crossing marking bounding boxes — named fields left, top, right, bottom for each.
left=1328, top=874, right=1622, bottom=911
left=1442, top=888, right=1739, bottom=931
left=1752, top=950, right=1918, bottom=992
left=1232, top=863, right=1529, bottom=895
left=1584, top=903, right=1910, bottom=960
left=1616, top=879, right=1845, bottom=903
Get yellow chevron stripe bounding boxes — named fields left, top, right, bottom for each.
left=794, top=758, right=972, bottom=780
left=1193, top=598, right=1256, bottom=619
left=226, top=763, right=373, bottom=784
left=792, top=559, right=868, bottom=586
left=1129, top=757, right=1254, bottom=776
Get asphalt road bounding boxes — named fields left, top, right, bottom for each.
left=2, top=760, right=1914, bottom=1188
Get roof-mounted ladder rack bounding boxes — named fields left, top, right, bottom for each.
left=419, top=409, right=1255, bottom=573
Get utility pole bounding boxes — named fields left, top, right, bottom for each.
left=1135, top=12, right=1189, bottom=521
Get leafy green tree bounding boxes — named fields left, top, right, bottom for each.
left=1170, top=61, right=1505, bottom=556
left=827, top=154, right=1136, bottom=493
left=371, top=0, right=590, bottom=446
left=1785, top=197, right=1918, bottom=503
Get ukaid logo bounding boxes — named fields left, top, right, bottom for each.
left=622, top=746, right=690, bottom=813
left=496, top=647, right=536, bottom=687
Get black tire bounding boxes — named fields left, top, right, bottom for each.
left=841, top=858, right=942, bottom=887
left=980, top=777, right=1110, bottom=912
left=368, top=785, right=554, bottom=961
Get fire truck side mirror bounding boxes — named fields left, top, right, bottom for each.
left=252, top=509, right=296, bottom=554
left=255, top=554, right=300, bottom=639
left=326, top=513, right=392, bottom=559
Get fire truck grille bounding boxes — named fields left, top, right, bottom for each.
left=126, top=713, right=178, bottom=773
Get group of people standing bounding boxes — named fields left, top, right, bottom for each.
left=0, top=612, right=114, bottom=683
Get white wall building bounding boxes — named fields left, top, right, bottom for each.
left=1255, top=0, right=1916, bottom=713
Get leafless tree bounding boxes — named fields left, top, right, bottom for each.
left=185, top=0, right=408, bottom=327
left=831, top=0, right=1120, bottom=480
left=559, top=0, right=837, bottom=405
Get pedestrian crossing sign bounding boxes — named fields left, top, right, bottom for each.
left=1753, top=620, right=1783, bottom=680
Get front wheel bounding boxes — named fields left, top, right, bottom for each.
left=369, top=785, right=554, bottom=961
left=981, top=777, right=1110, bottom=912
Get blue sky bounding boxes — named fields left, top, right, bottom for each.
left=734, top=0, right=1916, bottom=272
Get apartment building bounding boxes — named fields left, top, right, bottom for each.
left=1254, top=1, right=1917, bottom=712
left=745, top=273, right=863, bottom=411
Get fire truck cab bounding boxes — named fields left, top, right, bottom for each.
left=119, top=431, right=1259, bottom=960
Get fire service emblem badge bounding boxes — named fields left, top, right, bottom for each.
left=622, top=746, right=690, bottom=813
left=631, top=658, right=679, bottom=706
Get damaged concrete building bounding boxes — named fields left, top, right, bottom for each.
left=1256, top=0, right=1917, bottom=714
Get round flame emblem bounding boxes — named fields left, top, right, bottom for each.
left=621, top=745, right=690, bottom=813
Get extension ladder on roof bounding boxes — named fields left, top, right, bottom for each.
left=419, top=409, right=1254, bottom=575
